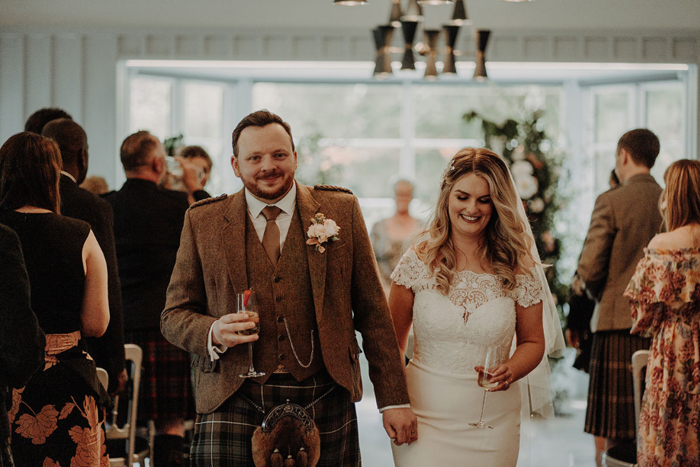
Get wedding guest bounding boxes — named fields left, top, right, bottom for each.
left=42, top=118, right=126, bottom=396
left=576, top=129, right=662, bottom=466
left=104, top=130, right=194, bottom=466
left=371, top=179, right=422, bottom=293
left=24, top=107, right=73, bottom=134
left=0, top=223, right=45, bottom=467
left=625, top=159, right=700, bottom=467
left=81, top=175, right=110, bottom=195
left=161, top=110, right=415, bottom=466
left=389, top=148, right=565, bottom=466
left=0, top=132, right=110, bottom=465
left=180, top=145, right=213, bottom=188
left=163, top=146, right=210, bottom=204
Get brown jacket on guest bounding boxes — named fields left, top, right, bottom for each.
left=577, top=173, right=663, bottom=332
left=161, top=182, right=410, bottom=414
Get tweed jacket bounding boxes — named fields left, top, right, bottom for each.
left=577, top=174, right=663, bottom=332
left=161, top=182, right=410, bottom=414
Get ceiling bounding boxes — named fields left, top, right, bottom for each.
left=2, top=0, right=700, bottom=32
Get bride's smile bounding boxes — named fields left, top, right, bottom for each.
left=448, top=173, right=493, bottom=240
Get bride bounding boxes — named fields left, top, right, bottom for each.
left=389, top=148, right=564, bottom=466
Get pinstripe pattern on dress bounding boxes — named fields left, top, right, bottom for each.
left=190, top=369, right=360, bottom=467
left=584, top=330, right=650, bottom=440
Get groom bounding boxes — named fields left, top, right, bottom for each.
left=162, top=110, right=415, bottom=466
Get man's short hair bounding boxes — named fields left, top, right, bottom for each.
left=120, top=131, right=159, bottom=171
left=41, top=119, right=87, bottom=169
left=180, top=145, right=212, bottom=170
left=231, top=110, right=294, bottom=158
left=617, top=129, right=660, bottom=169
left=25, top=107, right=73, bottom=134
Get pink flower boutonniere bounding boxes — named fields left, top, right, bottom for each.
left=306, top=213, right=340, bottom=253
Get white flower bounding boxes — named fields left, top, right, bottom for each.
left=529, top=197, right=545, bottom=213
left=306, top=213, right=340, bottom=253
left=515, top=174, right=539, bottom=200
left=510, top=160, right=534, bottom=177
left=511, top=145, right=526, bottom=160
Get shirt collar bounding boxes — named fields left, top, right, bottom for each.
left=245, top=182, right=297, bottom=218
left=61, top=171, right=77, bottom=183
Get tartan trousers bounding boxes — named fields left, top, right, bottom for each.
left=190, top=369, right=361, bottom=466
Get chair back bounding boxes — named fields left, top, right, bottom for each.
left=106, top=343, right=146, bottom=467
left=96, top=367, right=109, bottom=392
left=632, top=349, right=650, bottom=428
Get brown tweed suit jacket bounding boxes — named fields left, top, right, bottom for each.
left=161, top=182, right=410, bottom=414
left=577, top=173, right=663, bottom=332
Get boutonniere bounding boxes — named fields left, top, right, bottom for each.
left=306, top=213, right=340, bottom=253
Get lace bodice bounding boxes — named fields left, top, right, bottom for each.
left=391, top=248, right=544, bottom=374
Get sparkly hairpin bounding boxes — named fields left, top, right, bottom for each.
left=440, top=160, right=456, bottom=184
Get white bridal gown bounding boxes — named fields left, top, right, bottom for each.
left=390, top=249, right=544, bottom=467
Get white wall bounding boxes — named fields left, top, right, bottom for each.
left=1, top=27, right=699, bottom=186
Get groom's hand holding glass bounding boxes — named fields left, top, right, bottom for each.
left=211, top=310, right=259, bottom=348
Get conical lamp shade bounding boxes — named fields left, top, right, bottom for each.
left=442, top=24, right=460, bottom=74
left=402, top=0, right=424, bottom=21
left=423, top=29, right=440, bottom=80
left=401, top=21, right=418, bottom=70
left=389, top=0, right=403, bottom=27
left=451, top=0, right=471, bottom=25
left=373, top=26, right=395, bottom=77
left=473, top=29, right=490, bottom=80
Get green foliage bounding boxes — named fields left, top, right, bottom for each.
left=294, top=132, right=344, bottom=187
left=463, top=110, right=570, bottom=317
left=163, top=134, right=184, bottom=157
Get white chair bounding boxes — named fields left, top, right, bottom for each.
left=96, top=367, right=109, bottom=392
left=105, top=344, right=150, bottom=467
left=602, top=349, right=650, bottom=467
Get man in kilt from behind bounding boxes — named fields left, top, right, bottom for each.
left=576, top=129, right=662, bottom=466
left=162, top=110, right=417, bottom=466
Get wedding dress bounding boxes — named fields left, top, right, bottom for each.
left=390, top=248, right=544, bottom=467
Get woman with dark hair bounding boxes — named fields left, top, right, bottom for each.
left=625, top=159, right=700, bottom=467
left=389, top=148, right=564, bottom=466
left=0, top=132, right=110, bottom=465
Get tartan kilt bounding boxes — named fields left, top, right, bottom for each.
left=584, top=330, right=650, bottom=440
left=190, top=369, right=360, bottom=467
left=125, top=329, right=195, bottom=423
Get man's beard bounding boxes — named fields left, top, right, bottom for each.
left=248, top=176, right=293, bottom=201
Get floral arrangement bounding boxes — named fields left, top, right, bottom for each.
left=463, top=110, right=568, bottom=312
left=306, top=213, right=340, bottom=253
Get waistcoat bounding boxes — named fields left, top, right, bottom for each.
left=245, top=204, right=323, bottom=381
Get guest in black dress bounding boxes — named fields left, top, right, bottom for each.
left=0, top=224, right=45, bottom=467
left=0, top=132, right=110, bottom=466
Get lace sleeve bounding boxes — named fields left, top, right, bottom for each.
left=390, top=248, right=423, bottom=290
left=513, top=269, right=544, bottom=308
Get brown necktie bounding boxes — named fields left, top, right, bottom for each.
left=261, top=206, right=282, bottom=264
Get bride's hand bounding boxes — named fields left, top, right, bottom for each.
left=488, top=363, right=514, bottom=392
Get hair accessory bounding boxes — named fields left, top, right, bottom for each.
left=440, top=159, right=457, bottom=184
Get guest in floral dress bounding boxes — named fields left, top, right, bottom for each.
left=625, top=159, right=700, bottom=467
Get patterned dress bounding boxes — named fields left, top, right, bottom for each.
left=625, top=248, right=700, bottom=467
left=389, top=248, right=543, bottom=466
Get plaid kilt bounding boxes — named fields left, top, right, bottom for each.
left=584, top=330, right=650, bottom=440
left=190, top=369, right=360, bottom=467
left=125, top=329, right=195, bottom=422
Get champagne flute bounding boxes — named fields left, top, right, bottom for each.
left=469, top=346, right=500, bottom=429
left=237, top=291, right=265, bottom=378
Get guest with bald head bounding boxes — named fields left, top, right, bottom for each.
left=104, top=130, right=194, bottom=465
left=42, top=118, right=126, bottom=396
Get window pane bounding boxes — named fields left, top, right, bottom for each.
left=652, top=142, right=684, bottom=184
left=594, top=149, right=616, bottom=194
left=646, top=87, right=684, bottom=142
left=252, top=83, right=402, bottom=140
left=413, top=85, right=562, bottom=139
left=130, top=77, right=171, bottom=140
left=183, top=82, right=224, bottom=139
left=594, top=92, right=629, bottom=143
left=413, top=148, right=454, bottom=206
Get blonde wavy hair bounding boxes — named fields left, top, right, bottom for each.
left=415, top=148, right=536, bottom=295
